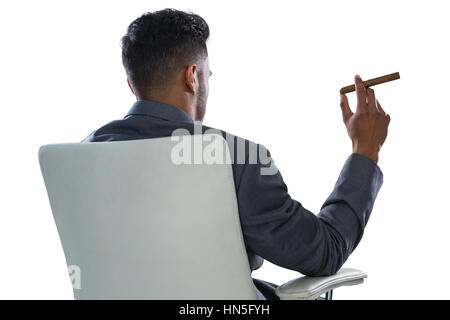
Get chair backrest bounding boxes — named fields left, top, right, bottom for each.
left=38, top=134, right=256, bottom=299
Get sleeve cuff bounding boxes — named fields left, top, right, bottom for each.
left=320, top=152, right=384, bottom=228
left=347, top=153, right=383, bottom=182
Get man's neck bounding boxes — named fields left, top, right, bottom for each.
left=138, top=94, right=195, bottom=121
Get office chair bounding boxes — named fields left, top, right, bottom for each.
left=38, top=134, right=367, bottom=300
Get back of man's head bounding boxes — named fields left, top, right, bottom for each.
left=121, top=8, right=210, bottom=98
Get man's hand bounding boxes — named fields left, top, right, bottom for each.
left=340, top=74, right=391, bottom=163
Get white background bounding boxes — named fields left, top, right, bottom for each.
left=0, top=0, right=449, bottom=299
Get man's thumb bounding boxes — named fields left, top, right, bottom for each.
left=340, top=93, right=353, bottom=122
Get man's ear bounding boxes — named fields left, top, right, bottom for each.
left=127, top=78, right=135, bottom=95
left=185, top=64, right=197, bottom=94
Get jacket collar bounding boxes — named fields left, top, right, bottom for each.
left=125, top=100, right=194, bottom=123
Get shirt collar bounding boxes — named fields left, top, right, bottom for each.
left=125, top=99, right=194, bottom=123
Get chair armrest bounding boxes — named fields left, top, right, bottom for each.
left=275, top=268, right=367, bottom=300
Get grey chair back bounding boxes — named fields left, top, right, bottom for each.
left=38, top=134, right=256, bottom=299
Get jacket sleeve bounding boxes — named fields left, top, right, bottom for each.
left=236, top=144, right=383, bottom=276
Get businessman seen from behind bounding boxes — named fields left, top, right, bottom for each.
left=83, top=8, right=391, bottom=300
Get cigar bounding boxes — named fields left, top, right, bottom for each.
left=340, top=72, right=400, bottom=94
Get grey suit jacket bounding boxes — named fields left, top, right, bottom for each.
left=83, top=99, right=383, bottom=298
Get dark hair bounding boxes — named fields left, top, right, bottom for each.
left=121, top=8, right=210, bottom=96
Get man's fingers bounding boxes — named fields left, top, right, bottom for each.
left=355, top=74, right=368, bottom=112
left=386, top=114, right=391, bottom=124
left=376, top=99, right=390, bottom=123
left=376, top=99, right=386, bottom=114
left=340, top=93, right=353, bottom=122
left=367, top=88, right=377, bottom=113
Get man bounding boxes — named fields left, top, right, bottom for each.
left=83, top=8, right=390, bottom=300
